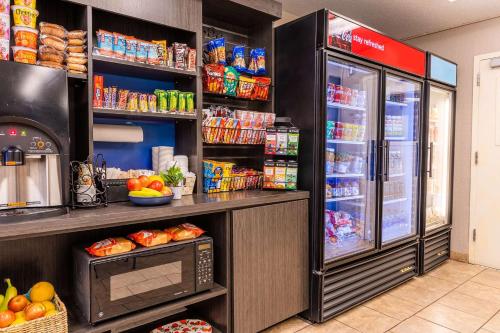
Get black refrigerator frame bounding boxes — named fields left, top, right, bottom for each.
left=419, top=52, right=457, bottom=274
left=276, top=9, right=424, bottom=322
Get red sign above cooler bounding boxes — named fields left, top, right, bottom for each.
left=327, top=12, right=426, bottom=77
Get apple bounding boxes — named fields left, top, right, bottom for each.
left=0, top=310, right=15, bottom=328
left=8, top=295, right=28, bottom=312
left=127, top=178, right=142, bottom=191
left=138, top=175, right=151, bottom=188
left=148, top=180, right=163, bottom=192
left=24, top=303, right=46, bottom=321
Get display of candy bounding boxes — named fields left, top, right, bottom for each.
left=203, top=160, right=262, bottom=193
left=325, top=210, right=363, bottom=243
left=263, top=160, right=298, bottom=190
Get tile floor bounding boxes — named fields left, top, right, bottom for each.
left=262, top=260, right=500, bottom=333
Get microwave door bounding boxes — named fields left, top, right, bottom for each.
left=90, top=245, right=195, bottom=323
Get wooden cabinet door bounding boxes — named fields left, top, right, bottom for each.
left=232, top=200, right=309, bottom=333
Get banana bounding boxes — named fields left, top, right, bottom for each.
left=0, top=279, right=17, bottom=311
left=129, top=188, right=162, bottom=198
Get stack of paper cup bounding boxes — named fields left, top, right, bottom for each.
left=174, top=155, right=189, bottom=175
left=152, top=147, right=159, bottom=172
left=158, top=146, right=174, bottom=172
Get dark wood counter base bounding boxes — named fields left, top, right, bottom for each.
left=0, top=191, right=309, bottom=333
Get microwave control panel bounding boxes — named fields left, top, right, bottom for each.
left=195, top=239, right=214, bottom=291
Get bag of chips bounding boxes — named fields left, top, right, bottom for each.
left=232, top=45, right=246, bottom=72
left=224, top=66, right=239, bottom=96
left=165, top=223, right=205, bottom=241
left=203, top=64, right=224, bottom=94
left=128, top=230, right=172, bottom=247
left=85, top=237, right=136, bottom=257
left=247, top=48, right=266, bottom=75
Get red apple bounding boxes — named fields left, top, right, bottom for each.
left=24, top=303, right=46, bottom=321
left=8, top=295, right=28, bottom=312
left=127, top=178, right=142, bottom=191
left=0, top=310, right=15, bottom=328
left=148, top=180, right=163, bottom=192
left=138, top=175, right=151, bottom=188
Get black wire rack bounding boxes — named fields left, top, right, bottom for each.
left=70, top=154, right=108, bottom=209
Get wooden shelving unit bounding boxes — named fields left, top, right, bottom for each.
left=93, top=108, right=197, bottom=121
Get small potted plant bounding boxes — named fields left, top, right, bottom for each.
left=161, top=164, right=185, bottom=200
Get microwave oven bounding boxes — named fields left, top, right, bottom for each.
left=73, top=236, right=214, bottom=324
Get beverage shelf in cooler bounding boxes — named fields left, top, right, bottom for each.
left=327, top=102, right=366, bottom=112
left=327, top=139, right=366, bottom=145
left=383, top=197, right=408, bottom=205
left=385, top=136, right=408, bottom=141
left=325, top=195, right=364, bottom=203
left=326, top=173, right=364, bottom=178
left=389, top=173, right=405, bottom=178
left=386, top=100, right=408, bottom=107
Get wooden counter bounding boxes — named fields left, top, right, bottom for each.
left=0, top=190, right=308, bottom=241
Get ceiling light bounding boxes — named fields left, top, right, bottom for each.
left=448, top=0, right=457, bottom=2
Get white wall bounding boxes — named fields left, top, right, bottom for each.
left=407, top=16, right=500, bottom=259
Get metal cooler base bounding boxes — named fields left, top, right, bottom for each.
left=310, top=242, right=418, bottom=323
left=419, top=228, right=451, bottom=275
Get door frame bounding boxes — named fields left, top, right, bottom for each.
left=469, top=51, right=500, bottom=264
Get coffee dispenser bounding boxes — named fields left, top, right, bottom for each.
left=0, top=61, right=70, bottom=221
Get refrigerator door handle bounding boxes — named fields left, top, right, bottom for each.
left=428, top=142, right=434, bottom=178
left=383, top=140, right=390, bottom=182
left=369, top=140, right=376, bottom=181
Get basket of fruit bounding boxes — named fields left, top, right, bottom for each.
left=0, top=280, right=67, bottom=333
left=127, top=175, right=174, bottom=206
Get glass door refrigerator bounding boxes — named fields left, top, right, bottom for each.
left=419, top=53, right=457, bottom=274
left=276, top=9, right=426, bottom=323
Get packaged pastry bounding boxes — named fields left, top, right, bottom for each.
left=148, top=94, right=157, bottom=112
left=0, top=0, right=9, bottom=14
left=12, top=26, right=37, bottom=49
left=147, top=42, right=160, bottom=65
left=103, top=87, right=110, bottom=108
left=67, top=45, right=85, bottom=53
left=68, top=30, right=86, bottom=39
left=38, top=47, right=64, bottom=63
left=12, top=46, right=37, bottom=64
left=85, top=237, right=136, bottom=257
left=0, top=39, right=8, bottom=60
left=38, top=60, right=64, bottom=70
left=96, top=29, right=113, bottom=56
left=152, top=40, right=167, bottom=65
left=68, top=69, right=86, bottom=75
left=232, top=45, right=246, bottom=72
left=187, top=47, right=196, bottom=71
left=66, top=63, right=86, bottom=72
left=68, top=38, right=85, bottom=46
left=165, top=223, right=205, bottom=241
left=125, top=37, right=137, bottom=62
left=0, top=13, right=9, bottom=40
left=39, top=22, right=67, bottom=39
left=111, top=32, right=126, bottom=58
left=117, top=89, right=129, bottom=110
left=39, top=34, right=66, bottom=51
left=12, top=5, right=38, bottom=29
left=173, top=42, right=187, bottom=69
left=13, top=0, right=35, bottom=9
left=66, top=55, right=87, bottom=65
left=128, top=230, right=171, bottom=247
left=136, top=40, right=149, bottom=63
left=111, top=86, right=117, bottom=109
left=264, top=112, right=276, bottom=128
left=138, top=93, right=148, bottom=112
left=166, top=46, right=174, bottom=67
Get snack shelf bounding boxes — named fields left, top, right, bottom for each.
left=93, top=108, right=197, bottom=121
left=327, top=102, right=366, bottom=112
left=203, top=91, right=272, bottom=103
left=203, top=143, right=264, bottom=148
left=68, top=72, right=88, bottom=80
left=326, top=173, right=364, bottom=178
left=327, top=139, right=366, bottom=145
left=325, top=195, right=364, bottom=202
left=386, top=100, right=408, bottom=107
left=92, top=54, right=198, bottom=80
left=383, top=197, right=408, bottom=205
left=69, top=283, right=227, bottom=333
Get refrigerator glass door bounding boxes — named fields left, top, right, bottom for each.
left=324, top=57, right=378, bottom=262
left=382, top=74, right=421, bottom=245
left=426, top=86, right=453, bottom=232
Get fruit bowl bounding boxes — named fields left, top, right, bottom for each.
left=128, top=195, right=174, bottom=206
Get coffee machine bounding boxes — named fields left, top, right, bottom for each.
left=0, top=61, right=70, bottom=221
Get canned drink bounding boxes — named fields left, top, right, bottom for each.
left=327, top=83, right=335, bottom=103
left=334, top=84, right=344, bottom=103
left=350, top=89, right=358, bottom=106
left=335, top=122, right=344, bottom=139
left=343, top=87, right=352, bottom=105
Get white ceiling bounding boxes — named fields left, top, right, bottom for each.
left=280, top=0, right=500, bottom=39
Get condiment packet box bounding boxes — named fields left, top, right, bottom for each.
left=0, top=13, right=9, bottom=40
left=0, top=39, right=9, bottom=61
